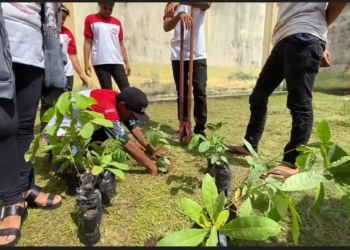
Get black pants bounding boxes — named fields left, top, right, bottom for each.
left=172, top=59, right=207, bottom=133
left=40, top=75, right=73, bottom=132
left=93, top=64, right=130, bottom=91
left=244, top=36, right=325, bottom=164
left=0, top=63, right=44, bottom=206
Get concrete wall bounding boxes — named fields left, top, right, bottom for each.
left=315, top=4, right=350, bottom=91
left=64, top=2, right=266, bottom=97
left=63, top=2, right=350, bottom=97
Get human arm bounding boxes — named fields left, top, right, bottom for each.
left=118, top=24, right=131, bottom=76
left=104, top=121, right=159, bottom=176
left=123, top=120, right=166, bottom=157
left=83, top=16, right=93, bottom=77
left=67, top=31, right=89, bottom=87
left=326, top=3, right=347, bottom=27
left=180, top=2, right=211, bottom=10
left=163, top=11, right=193, bottom=32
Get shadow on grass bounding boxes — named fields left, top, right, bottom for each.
left=140, top=119, right=178, bottom=136
left=166, top=174, right=201, bottom=195
left=34, top=154, right=66, bottom=195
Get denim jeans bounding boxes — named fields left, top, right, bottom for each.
left=244, top=35, right=325, bottom=165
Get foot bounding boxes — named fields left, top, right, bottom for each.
left=23, top=185, right=62, bottom=210
left=261, top=165, right=299, bottom=180
left=0, top=202, right=26, bottom=246
left=227, top=145, right=252, bottom=156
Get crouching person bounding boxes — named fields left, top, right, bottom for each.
left=43, top=87, right=166, bottom=177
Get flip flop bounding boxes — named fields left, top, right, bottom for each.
left=227, top=145, right=251, bottom=156
left=260, top=168, right=292, bottom=180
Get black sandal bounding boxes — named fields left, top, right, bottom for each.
left=260, top=168, right=292, bottom=180
left=0, top=205, right=28, bottom=247
left=25, top=185, right=62, bottom=210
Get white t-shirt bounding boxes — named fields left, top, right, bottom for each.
left=166, top=4, right=207, bottom=61
left=272, top=3, right=328, bottom=46
left=60, top=26, right=77, bottom=76
left=84, top=14, right=124, bottom=66
left=2, top=2, right=44, bottom=68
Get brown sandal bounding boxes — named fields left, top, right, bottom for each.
left=227, top=145, right=251, bottom=156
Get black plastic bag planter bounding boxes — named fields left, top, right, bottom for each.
left=75, top=173, right=102, bottom=246
left=61, top=164, right=85, bottom=196
left=206, top=159, right=233, bottom=200
left=94, top=170, right=117, bottom=207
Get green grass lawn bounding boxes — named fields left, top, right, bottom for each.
left=20, top=92, right=350, bottom=246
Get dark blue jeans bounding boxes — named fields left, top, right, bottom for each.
left=244, top=36, right=325, bottom=165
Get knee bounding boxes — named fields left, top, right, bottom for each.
left=249, top=92, right=268, bottom=109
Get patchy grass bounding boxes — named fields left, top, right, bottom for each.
left=19, top=92, right=350, bottom=246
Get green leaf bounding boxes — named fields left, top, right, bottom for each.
left=266, top=200, right=281, bottom=222
left=215, top=210, right=229, bottom=228
left=218, top=216, right=281, bottom=241
left=55, top=92, right=71, bottom=114
left=295, top=151, right=316, bottom=171
left=24, top=134, right=41, bottom=163
left=271, top=195, right=288, bottom=218
left=91, top=118, right=113, bottom=128
left=101, top=155, right=112, bottom=165
left=199, top=141, right=211, bottom=153
left=181, top=198, right=205, bottom=228
left=312, top=182, right=325, bottom=213
left=108, top=162, right=129, bottom=170
left=72, top=92, right=96, bottom=110
left=91, top=166, right=103, bottom=176
left=337, top=185, right=350, bottom=220
left=328, top=156, right=350, bottom=176
left=288, top=200, right=300, bottom=246
left=316, top=119, right=331, bottom=143
left=156, top=229, right=208, bottom=246
left=106, top=168, right=125, bottom=180
left=202, top=174, right=218, bottom=222
left=206, top=226, right=218, bottom=246
left=239, top=197, right=252, bottom=217
left=213, top=192, right=227, bottom=221
left=280, top=169, right=325, bottom=192
left=243, top=139, right=258, bottom=157
left=188, top=134, right=201, bottom=151
left=41, top=107, right=55, bottom=122
left=328, top=144, right=349, bottom=163
left=79, top=122, right=94, bottom=139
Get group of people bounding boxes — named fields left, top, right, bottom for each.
left=0, top=1, right=347, bottom=246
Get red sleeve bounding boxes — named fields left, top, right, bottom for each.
left=119, top=22, right=124, bottom=41
left=67, top=30, right=77, bottom=54
left=84, top=15, right=93, bottom=39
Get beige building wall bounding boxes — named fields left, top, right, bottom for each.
left=63, top=3, right=350, bottom=96
left=63, top=2, right=267, bottom=96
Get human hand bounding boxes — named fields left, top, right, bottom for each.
left=125, top=64, right=131, bottom=77
left=79, top=74, right=89, bottom=87
left=320, top=50, right=330, bottom=68
left=177, top=12, right=193, bottom=30
left=84, top=63, right=92, bottom=77
left=152, top=149, right=168, bottom=158
left=164, top=2, right=179, bottom=18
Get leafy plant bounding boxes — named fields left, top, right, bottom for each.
left=188, top=122, right=228, bottom=166
left=86, top=141, right=130, bottom=180
left=145, top=124, right=172, bottom=174
left=234, top=119, right=350, bottom=246
left=103, top=136, right=132, bottom=164
left=25, top=92, right=121, bottom=179
left=156, top=174, right=281, bottom=246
